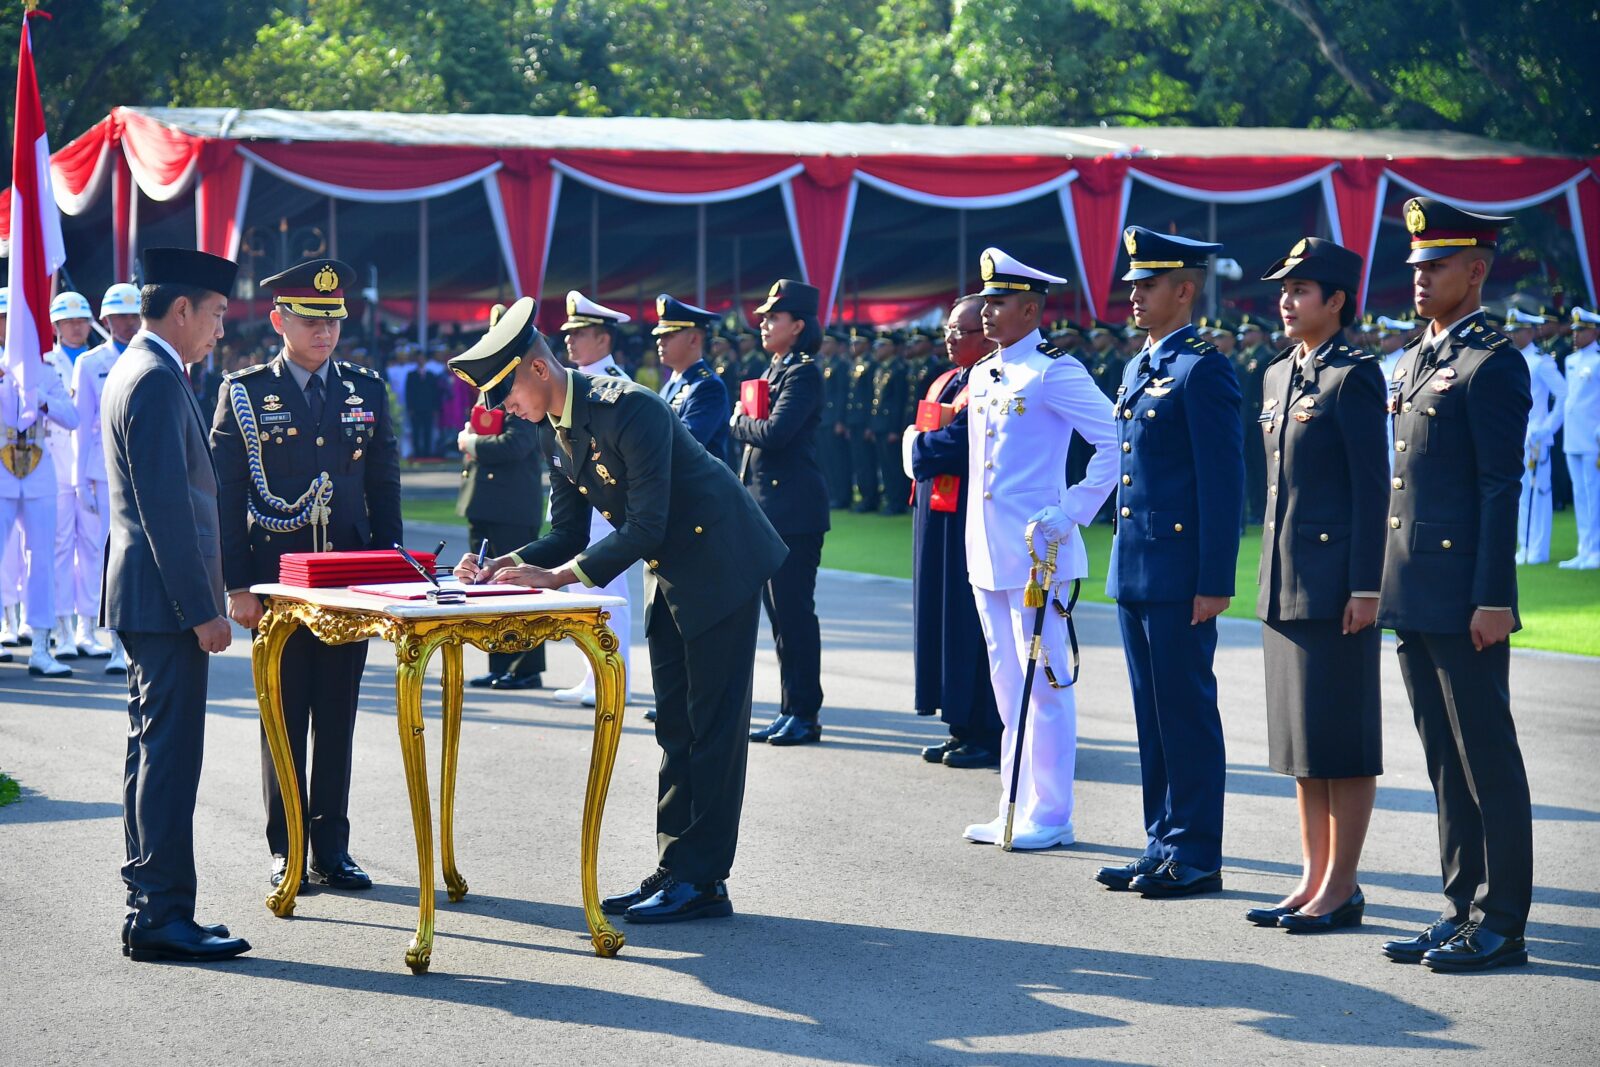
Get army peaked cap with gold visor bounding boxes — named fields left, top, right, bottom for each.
left=260, top=258, right=355, bottom=318
left=448, top=296, right=540, bottom=408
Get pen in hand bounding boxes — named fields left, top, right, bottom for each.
left=473, top=538, right=490, bottom=585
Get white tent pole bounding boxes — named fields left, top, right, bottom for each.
left=417, top=198, right=429, bottom=351
left=1206, top=201, right=1219, bottom=321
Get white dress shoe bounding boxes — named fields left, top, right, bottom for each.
left=106, top=640, right=128, bottom=676
left=1514, top=549, right=1527, bottom=565
left=53, top=618, right=79, bottom=659
left=18, top=621, right=34, bottom=645
left=963, top=816, right=1006, bottom=844
left=28, top=633, right=72, bottom=677
left=551, top=683, right=597, bottom=706
left=1583, top=555, right=1600, bottom=570
left=1559, top=556, right=1586, bottom=569
left=0, top=606, right=18, bottom=647
left=74, top=618, right=110, bottom=657
left=1006, top=821, right=1076, bottom=851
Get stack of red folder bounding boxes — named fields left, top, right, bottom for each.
left=278, top=550, right=439, bottom=588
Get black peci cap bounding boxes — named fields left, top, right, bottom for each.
left=141, top=247, right=238, bottom=298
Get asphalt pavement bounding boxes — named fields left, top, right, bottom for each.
left=2, top=563, right=1596, bottom=1065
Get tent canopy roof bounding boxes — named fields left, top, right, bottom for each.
left=125, top=107, right=1563, bottom=160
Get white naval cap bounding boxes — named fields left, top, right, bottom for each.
left=99, top=282, right=141, bottom=318
left=560, top=290, right=631, bottom=331
left=49, top=290, right=93, bottom=323
left=1572, top=307, right=1600, bottom=326
left=1376, top=315, right=1417, bottom=332
left=977, top=247, right=1066, bottom=297
left=1504, top=307, right=1546, bottom=327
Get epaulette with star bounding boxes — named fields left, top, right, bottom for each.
left=1036, top=341, right=1066, bottom=359
left=1185, top=334, right=1220, bottom=356
left=587, top=376, right=627, bottom=404
left=225, top=363, right=270, bottom=381
left=339, top=360, right=382, bottom=380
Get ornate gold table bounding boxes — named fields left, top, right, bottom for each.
left=248, top=582, right=628, bottom=973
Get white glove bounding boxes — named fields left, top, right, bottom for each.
left=901, top=429, right=919, bottom=482
left=1028, top=506, right=1072, bottom=544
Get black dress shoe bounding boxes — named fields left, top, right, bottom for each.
left=767, top=717, right=822, bottom=746
left=310, top=854, right=373, bottom=891
left=601, top=867, right=673, bottom=916
left=490, top=672, right=542, bottom=690
left=268, top=855, right=306, bottom=888
left=1382, top=918, right=1463, bottom=963
left=1245, top=904, right=1299, bottom=928
left=749, top=714, right=791, bottom=742
left=469, top=672, right=504, bottom=688
left=1130, top=860, right=1223, bottom=898
left=1280, top=889, right=1365, bottom=932
left=921, top=737, right=960, bottom=763
left=126, top=919, right=250, bottom=963
left=624, top=878, right=733, bottom=924
left=943, top=743, right=1000, bottom=769
left=1094, top=855, right=1165, bottom=891
left=1421, top=922, right=1528, bottom=973
left=643, top=707, right=657, bottom=722
left=122, top=916, right=229, bottom=956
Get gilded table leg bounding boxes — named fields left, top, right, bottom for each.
left=254, top=611, right=303, bottom=918
left=571, top=613, right=628, bottom=958
left=439, top=641, right=468, bottom=903
left=395, top=637, right=439, bottom=973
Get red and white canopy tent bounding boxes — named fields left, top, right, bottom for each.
left=4, top=107, right=1595, bottom=331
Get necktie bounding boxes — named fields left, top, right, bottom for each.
left=556, top=425, right=574, bottom=461
left=305, top=373, right=325, bottom=426
left=1136, top=344, right=1154, bottom=378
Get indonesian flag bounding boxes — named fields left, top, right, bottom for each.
left=4, top=13, right=65, bottom=432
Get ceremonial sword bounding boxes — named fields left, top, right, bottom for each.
left=1003, top=521, right=1058, bottom=852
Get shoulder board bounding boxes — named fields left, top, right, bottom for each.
left=692, top=364, right=712, bottom=380
left=1478, top=327, right=1513, bottom=350
left=339, top=361, right=382, bottom=380
left=1036, top=342, right=1065, bottom=359
left=1402, top=334, right=1426, bottom=353
left=586, top=377, right=627, bottom=404
left=225, top=363, right=270, bottom=381
left=1188, top=337, right=1219, bottom=356
left=1351, top=348, right=1376, bottom=361
left=798, top=354, right=814, bottom=364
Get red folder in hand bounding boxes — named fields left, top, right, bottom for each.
left=741, top=378, right=770, bottom=420
left=469, top=405, right=505, bottom=435
left=915, top=399, right=950, bottom=432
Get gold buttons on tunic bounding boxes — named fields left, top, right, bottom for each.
left=1173, top=523, right=1183, bottom=532
left=986, top=429, right=994, bottom=437
left=1395, top=441, right=1407, bottom=452
left=648, top=560, right=659, bottom=569
left=1145, top=410, right=1156, bottom=419
left=1393, top=477, right=1404, bottom=489
left=1319, top=533, right=1330, bottom=542
left=1426, top=407, right=1437, bottom=417
left=1390, top=517, right=1401, bottom=529
left=1270, top=486, right=1277, bottom=495
left=1123, top=410, right=1132, bottom=419
left=579, top=486, right=589, bottom=494
left=486, top=472, right=494, bottom=479
left=1403, top=402, right=1413, bottom=412
left=1120, top=506, right=1131, bottom=518
left=770, top=479, right=779, bottom=487
left=602, top=511, right=612, bottom=520
left=315, top=436, right=325, bottom=446
left=1442, top=539, right=1453, bottom=549
left=1122, top=474, right=1132, bottom=485
left=985, top=461, right=994, bottom=470
left=694, top=525, right=704, bottom=534
left=983, top=491, right=993, bottom=500
left=1122, top=442, right=1132, bottom=453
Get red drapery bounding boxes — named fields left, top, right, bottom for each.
left=786, top=159, right=856, bottom=326
left=110, top=147, right=132, bottom=281
left=495, top=153, right=557, bottom=302
left=1064, top=158, right=1131, bottom=321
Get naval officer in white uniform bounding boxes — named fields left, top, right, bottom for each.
left=1561, top=308, right=1600, bottom=569
left=553, top=290, right=637, bottom=704
left=1505, top=308, right=1567, bottom=565
left=959, top=248, right=1117, bottom=850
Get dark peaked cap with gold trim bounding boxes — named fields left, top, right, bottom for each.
left=1403, top=197, right=1512, bottom=264
left=652, top=293, right=719, bottom=336
left=448, top=296, right=539, bottom=407
left=1120, top=226, right=1222, bottom=281
left=260, top=258, right=354, bottom=319
left=754, top=279, right=819, bottom=317
left=977, top=246, right=1065, bottom=296
left=1261, top=236, right=1363, bottom=293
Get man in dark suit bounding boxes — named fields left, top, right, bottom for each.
left=653, top=293, right=731, bottom=466
left=1099, top=226, right=1244, bottom=899
left=450, top=298, right=786, bottom=923
left=1378, top=199, right=1533, bottom=973
left=210, top=259, right=403, bottom=892
left=731, top=279, right=831, bottom=747
left=457, top=404, right=545, bottom=689
left=103, top=247, right=250, bottom=963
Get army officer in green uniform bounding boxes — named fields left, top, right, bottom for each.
left=210, top=259, right=402, bottom=892
left=450, top=297, right=787, bottom=924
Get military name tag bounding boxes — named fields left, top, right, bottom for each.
left=260, top=412, right=292, bottom=424
left=1256, top=408, right=1275, bottom=425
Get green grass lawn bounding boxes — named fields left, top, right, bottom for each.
left=405, top=500, right=1600, bottom=655
left=0, top=772, right=19, bottom=807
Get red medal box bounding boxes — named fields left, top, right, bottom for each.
left=740, top=378, right=770, bottom=420
left=278, top=550, right=439, bottom=588
left=469, top=405, right=505, bottom=435
left=915, top=399, right=952, bottom=432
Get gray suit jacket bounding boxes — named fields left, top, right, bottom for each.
left=99, top=335, right=225, bottom=633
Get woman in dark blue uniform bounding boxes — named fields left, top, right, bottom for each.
left=1248, top=238, right=1388, bottom=932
